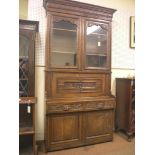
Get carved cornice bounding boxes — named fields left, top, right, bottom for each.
left=43, top=0, right=116, bottom=21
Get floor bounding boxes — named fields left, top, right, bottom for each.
left=38, top=132, right=135, bottom=155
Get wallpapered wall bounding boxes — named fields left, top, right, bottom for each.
left=19, top=0, right=28, bottom=19
left=25, top=0, right=135, bottom=140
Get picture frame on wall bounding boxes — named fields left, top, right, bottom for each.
left=130, top=16, right=135, bottom=48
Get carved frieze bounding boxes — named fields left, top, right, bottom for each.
left=57, top=79, right=102, bottom=93
left=47, top=99, right=115, bottom=113
left=53, top=16, right=78, bottom=26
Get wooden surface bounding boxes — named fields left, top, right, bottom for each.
left=115, top=78, right=135, bottom=140
left=19, top=97, right=37, bottom=104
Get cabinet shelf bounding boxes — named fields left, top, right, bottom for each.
left=19, top=97, right=36, bottom=104
left=19, top=127, right=35, bottom=135
left=86, top=53, right=107, bottom=56
left=87, top=32, right=106, bottom=36
left=53, top=28, right=76, bottom=32
left=52, top=51, right=76, bottom=54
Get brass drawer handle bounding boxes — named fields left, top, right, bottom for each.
left=63, top=105, right=69, bottom=111
left=97, top=103, right=104, bottom=109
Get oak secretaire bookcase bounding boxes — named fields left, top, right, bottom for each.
left=43, top=0, right=116, bottom=151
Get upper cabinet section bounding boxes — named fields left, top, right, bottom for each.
left=44, top=0, right=116, bottom=71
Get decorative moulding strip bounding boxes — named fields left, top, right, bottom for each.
left=19, top=97, right=37, bottom=104
left=19, top=19, right=39, bottom=32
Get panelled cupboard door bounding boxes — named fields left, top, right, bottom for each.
left=46, top=113, right=82, bottom=151
left=46, top=13, right=81, bottom=69
left=83, top=19, right=111, bottom=70
left=83, top=110, right=113, bottom=144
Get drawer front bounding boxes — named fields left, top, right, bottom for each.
left=51, top=73, right=106, bottom=98
left=46, top=99, right=115, bottom=113
left=83, top=100, right=115, bottom=111
left=47, top=103, right=83, bottom=113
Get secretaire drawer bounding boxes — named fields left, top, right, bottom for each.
left=50, top=73, right=106, bottom=98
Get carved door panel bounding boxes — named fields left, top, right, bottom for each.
left=46, top=113, right=82, bottom=151
left=83, top=110, right=114, bottom=144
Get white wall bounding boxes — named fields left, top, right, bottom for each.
left=19, top=0, right=28, bottom=19
left=28, top=0, right=135, bottom=140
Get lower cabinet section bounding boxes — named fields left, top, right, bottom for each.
left=45, top=98, right=115, bottom=151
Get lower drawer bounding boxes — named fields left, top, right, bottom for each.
left=46, top=99, right=115, bottom=114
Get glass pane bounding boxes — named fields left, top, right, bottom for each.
left=86, top=24, right=107, bottom=68
left=19, top=34, right=29, bottom=97
left=51, top=20, right=77, bottom=67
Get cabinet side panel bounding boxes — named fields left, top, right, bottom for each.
left=115, top=79, right=131, bottom=130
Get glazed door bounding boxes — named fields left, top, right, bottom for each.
left=47, top=13, right=81, bottom=69
left=46, top=113, right=82, bottom=151
left=19, top=30, right=35, bottom=97
left=83, top=19, right=110, bottom=70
